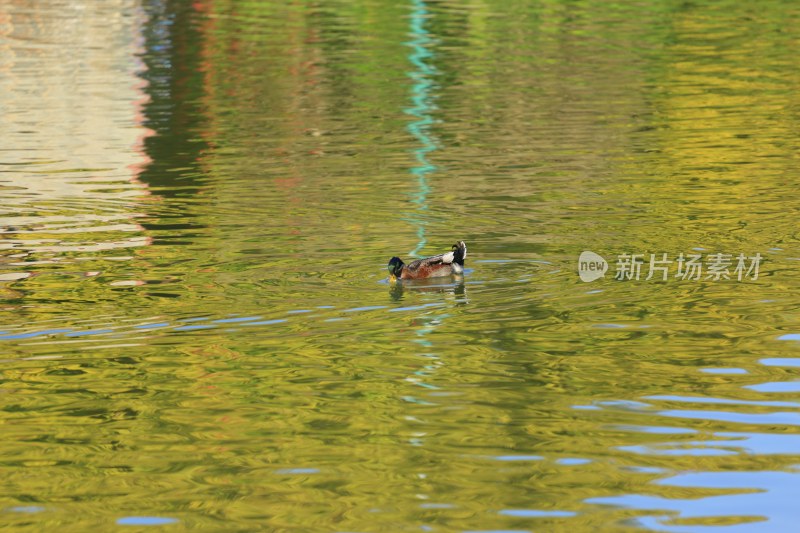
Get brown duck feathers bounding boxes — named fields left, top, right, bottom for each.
left=388, top=241, right=467, bottom=281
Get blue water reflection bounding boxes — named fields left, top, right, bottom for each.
left=117, top=516, right=178, bottom=526
left=590, top=471, right=800, bottom=531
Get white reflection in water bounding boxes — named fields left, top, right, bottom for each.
left=0, top=0, right=152, bottom=270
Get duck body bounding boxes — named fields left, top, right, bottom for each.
left=388, top=241, right=467, bottom=281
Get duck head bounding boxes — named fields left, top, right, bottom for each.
left=387, top=257, right=405, bottom=280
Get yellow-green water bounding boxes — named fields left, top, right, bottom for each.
left=2, top=0, right=800, bottom=531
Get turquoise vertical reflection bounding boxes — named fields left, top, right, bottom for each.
left=405, top=0, right=437, bottom=258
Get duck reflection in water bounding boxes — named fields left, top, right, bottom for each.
left=388, top=276, right=467, bottom=302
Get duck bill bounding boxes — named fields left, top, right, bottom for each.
left=389, top=274, right=397, bottom=283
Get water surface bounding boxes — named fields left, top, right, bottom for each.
left=2, top=0, right=800, bottom=531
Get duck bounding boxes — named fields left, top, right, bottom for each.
left=388, top=241, right=467, bottom=281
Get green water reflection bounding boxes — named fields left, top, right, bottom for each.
left=2, top=0, right=800, bottom=531
left=405, top=0, right=436, bottom=258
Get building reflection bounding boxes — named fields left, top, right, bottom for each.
left=0, top=0, right=153, bottom=280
